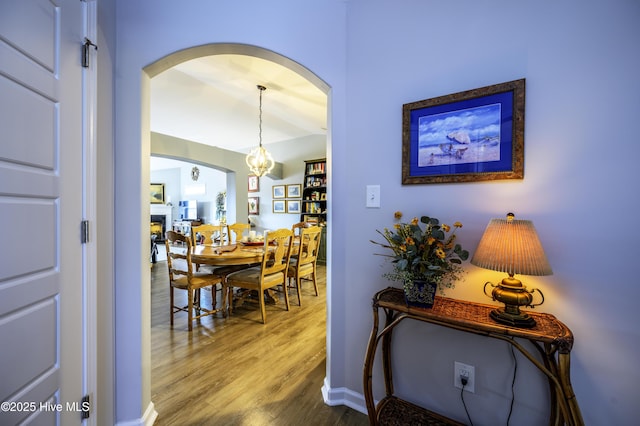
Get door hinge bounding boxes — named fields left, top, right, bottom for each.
left=81, top=394, right=91, bottom=419
left=82, top=38, right=98, bottom=68
left=81, top=220, right=90, bottom=244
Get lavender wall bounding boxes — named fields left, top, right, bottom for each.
left=344, top=1, right=640, bottom=424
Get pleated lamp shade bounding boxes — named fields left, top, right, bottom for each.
left=471, top=214, right=552, bottom=276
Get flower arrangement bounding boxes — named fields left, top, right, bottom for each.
left=371, top=211, right=469, bottom=294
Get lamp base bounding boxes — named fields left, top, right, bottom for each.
left=489, top=308, right=536, bottom=328
left=483, top=276, right=544, bottom=329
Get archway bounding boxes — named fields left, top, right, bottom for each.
left=143, top=42, right=331, bottom=415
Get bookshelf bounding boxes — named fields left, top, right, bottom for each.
left=301, top=158, right=327, bottom=226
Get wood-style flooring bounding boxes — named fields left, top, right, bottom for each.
left=150, top=261, right=369, bottom=426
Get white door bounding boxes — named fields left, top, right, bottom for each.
left=0, top=0, right=85, bottom=424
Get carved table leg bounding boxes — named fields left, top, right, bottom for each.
left=557, top=352, right=584, bottom=426
left=363, top=303, right=381, bottom=425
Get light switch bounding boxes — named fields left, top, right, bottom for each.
left=366, top=185, right=381, bottom=208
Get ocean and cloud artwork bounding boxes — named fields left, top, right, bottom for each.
left=417, top=103, right=502, bottom=167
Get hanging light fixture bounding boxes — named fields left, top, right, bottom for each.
left=246, top=84, right=275, bottom=177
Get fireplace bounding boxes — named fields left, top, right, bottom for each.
left=150, top=204, right=172, bottom=244
left=151, top=214, right=167, bottom=242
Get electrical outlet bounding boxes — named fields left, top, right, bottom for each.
left=454, top=361, right=475, bottom=393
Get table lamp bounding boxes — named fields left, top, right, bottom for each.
left=471, top=213, right=552, bottom=328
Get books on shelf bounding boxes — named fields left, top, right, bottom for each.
left=306, top=161, right=325, bottom=175
left=304, top=202, right=326, bottom=214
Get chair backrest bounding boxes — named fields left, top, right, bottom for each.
left=291, top=222, right=314, bottom=247
left=291, top=221, right=311, bottom=237
left=296, top=226, right=322, bottom=267
left=191, top=223, right=224, bottom=246
left=261, top=228, right=293, bottom=278
left=227, top=223, right=250, bottom=243
left=165, top=230, right=195, bottom=280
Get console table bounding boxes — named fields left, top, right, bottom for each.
left=362, top=287, right=584, bottom=426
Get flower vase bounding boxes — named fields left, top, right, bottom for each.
left=403, top=279, right=437, bottom=309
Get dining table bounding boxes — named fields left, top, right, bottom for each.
left=189, top=242, right=265, bottom=267
left=189, top=238, right=300, bottom=266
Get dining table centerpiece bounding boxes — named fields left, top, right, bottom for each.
left=371, top=211, right=469, bottom=308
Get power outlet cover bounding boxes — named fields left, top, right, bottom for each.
left=454, top=361, right=475, bottom=393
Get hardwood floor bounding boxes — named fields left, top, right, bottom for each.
left=150, top=261, right=369, bottom=426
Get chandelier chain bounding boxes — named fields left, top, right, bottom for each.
left=258, top=84, right=266, bottom=147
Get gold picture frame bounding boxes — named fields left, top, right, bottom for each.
left=286, top=200, right=301, bottom=214
left=402, top=79, right=525, bottom=184
left=286, top=184, right=302, bottom=198
left=273, top=200, right=286, bottom=213
left=150, top=183, right=165, bottom=204
left=272, top=185, right=285, bottom=199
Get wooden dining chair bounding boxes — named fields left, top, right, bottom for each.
left=287, top=225, right=322, bottom=306
left=191, top=223, right=241, bottom=296
left=224, top=228, right=293, bottom=324
left=290, top=221, right=310, bottom=259
left=227, top=222, right=250, bottom=243
left=209, top=223, right=260, bottom=285
left=191, top=223, right=224, bottom=246
left=291, top=221, right=307, bottom=237
left=165, top=231, right=223, bottom=331
left=191, top=223, right=222, bottom=277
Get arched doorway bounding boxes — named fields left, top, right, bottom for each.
left=143, top=43, right=331, bottom=417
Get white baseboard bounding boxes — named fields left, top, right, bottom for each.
left=115, top=402, right=158, bottom=426
left=321, top=377, right=368, bottom=415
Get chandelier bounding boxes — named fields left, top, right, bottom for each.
left=246, top=84, right=275, bottom=177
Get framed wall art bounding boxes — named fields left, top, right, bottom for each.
left=272, top=185, right=285, bottom=199
left=402, top=79, right=525, bottom=184
left=286, top=184, right=301, bottom=198
left=248, top=197, right=259, bottom=215
left=272, top=200, right=286, bottom=213
left=150, top=183, right=165, bottom=204
left=248, top=175, right=259, bottom=192
left=286, top=200, right=301, bottom=214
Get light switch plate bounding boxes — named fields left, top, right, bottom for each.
left=366, top=185, right=380, bottom=208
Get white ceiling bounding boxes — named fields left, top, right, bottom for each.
left=150, top=54, right=327, bottom=171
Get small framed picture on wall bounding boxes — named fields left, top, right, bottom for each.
left=150, top=183, right=165, bottom=204
left=286, top=184, right=301, bottom=198
left=248, top=175, right=259, bottom=192
left=248, top=197, right=259, bottom=215
left=286, top=200, right=301, bottom=214
left=272, top=185, right=285, bottom=199
left=273, top=200, right=286, bottom=213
